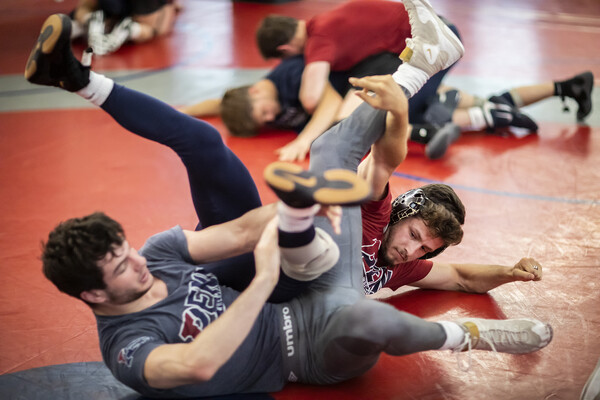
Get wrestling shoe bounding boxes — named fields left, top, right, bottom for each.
left=264, top=162, right=372, bottom=208
left=581, top=357, right=600, bottom=400
left=25, top=14, right=90, bottom=91
left=482, top=102, right=538, bottom=133
left=400, top=0, right=465, bottom=77
left=454, top=317, right=553, bottom=355
left=425, top=122, right=461, bottom=160
left=555, top=71, right=594, bottom=121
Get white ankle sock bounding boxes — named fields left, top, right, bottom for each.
left=277, top=202, right=320, bottom=233
left=129, top=22, right=143, bottom=41
left=76, top=71, right=114, bottom=106
left=392, top=63, right=429, bottom=98
left=466, top=106, right=488, bottom=130
left=70, top=20, right=85, bottom=39
left=437, top=321, right=466, bottom=350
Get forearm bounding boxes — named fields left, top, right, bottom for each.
left=454, top=263, right=515, bottom=293
left=185, top=203, right=277, bottom=263
left=297, top=84, right=343, bottom=145
left=179, top=98, right=221, bottom=117
left=145, top=273, right=277, bottom=388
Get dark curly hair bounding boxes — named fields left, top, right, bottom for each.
left=41, top=212, right=125, bottom=301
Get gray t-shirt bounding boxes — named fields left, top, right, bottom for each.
left=96, top=226, right=285, bottom=398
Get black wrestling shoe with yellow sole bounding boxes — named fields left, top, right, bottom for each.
left=264, top=162, right=372, bottom=208
left=24, top=13, right=90, bottom=92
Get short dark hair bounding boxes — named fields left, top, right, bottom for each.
left=419, top=184, right=465, bottom=258
left=220, top=85, right=259, bottom=137
left=256, top=15, right=299, bottom=59
left=41, top=212, right=125, bottom=300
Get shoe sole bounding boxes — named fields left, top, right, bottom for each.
left=264, top=162, right=372, bottom=206
left=400, top=0, right=464, bottom=74
left=425, top=123, right=460, bottom=159
left=24, top=14, right=69, bottom=83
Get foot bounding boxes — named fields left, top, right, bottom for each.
left=454, top=317, right=553, bottom=354
left=400, top=0, right=465, bottom=77
left=25, top=14, right=90, bottom=91
left=557, top=71, right=594, bottom=121
left=483, top=102, right=538, bottom=133
left=264, top=162, right=372, bottom=208
left=425, top=122, right=461, bottom=160
left=581, top=357, right=600, bottom=400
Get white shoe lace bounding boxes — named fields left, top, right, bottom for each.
left=453, top=331, right=500, bottom=371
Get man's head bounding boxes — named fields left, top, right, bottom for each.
left=256, top=15, right=303, bottom=59
left=379, top=184, right=465, bottom=265
left=42, top=212, right=151, bottom=307
left=221, top=84, right=281, bottom=137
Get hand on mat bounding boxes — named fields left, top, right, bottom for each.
left=511, top=257, right=543, bottom=281
left=275, top=137, right=311, bottom=162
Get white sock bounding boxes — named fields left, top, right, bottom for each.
left=277, top=202, right=320, bottom=233
left=437, top=321, right=466, bottom=350
left=466, top=106, right=488, bottom=130
left=76, top=71, right=114, bottom=106
left=129, top=21, right=143, bottom=41
left=70, top=20, right=85, bottom=39
left=392, top=63, right=429, bottom=98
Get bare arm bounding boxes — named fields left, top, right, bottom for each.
left=144, top=218, right=281, bottom=388
left=276, top=82, right=343, bottom=161
left=352, top=75, right=410, bottom=200
left=178, top=98, right=222, bottom=117
left=411, top=257, right=543, bottom=293
left=183, top=203, right=277, bottom=263
left=299, top=61, right=331, bottom=113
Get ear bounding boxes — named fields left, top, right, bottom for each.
left=80, top=289, right=107, bottom=304
left=276, top=44, right=296, bottom=56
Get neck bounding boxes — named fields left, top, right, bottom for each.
left=92, top=277, right=167, bottom=316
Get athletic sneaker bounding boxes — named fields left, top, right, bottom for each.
left=25, top=14, right=90, bottom=91
left=555, top=71, right=594, bottom=121
left=581, top=357, right=600, bottom=400
left=264, top=162, right=372, bottom=208
left=103, top=17, right=133, bottom=54
left=454, top=317, right=553, bottom=355
left=400, top=0, right=465, bottom=77
left=483, top=102, right=538, bottom=133
left=425, top=122, right=461, bottom=160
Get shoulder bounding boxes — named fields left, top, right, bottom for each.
left=140, top=226, right=192, bottom=263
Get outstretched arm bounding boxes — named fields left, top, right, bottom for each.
left=178, top=98, right=222, bottom=117
left=144, top=218, right=281, bottom=388
left=353, top=75, right=410, bottom=200
left=412, top=257, right=543, bottom=293
left=276, top=82, right=343, bottom=161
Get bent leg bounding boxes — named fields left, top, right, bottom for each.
left=318, top=299, right=446, bottom=381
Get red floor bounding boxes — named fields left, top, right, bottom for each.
left=1, top=1, right=599, bottom=399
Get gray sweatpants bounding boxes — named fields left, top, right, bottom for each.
left=277, top=102, right=448, bottom=385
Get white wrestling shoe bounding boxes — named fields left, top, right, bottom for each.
left=454, top=317, right=553, bottom=355
left=400, top=0, right=465, bottom=77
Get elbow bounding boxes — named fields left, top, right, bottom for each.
left=300, top=94, right=318, bottom=114
left=192, top=365, right=218, bottom=382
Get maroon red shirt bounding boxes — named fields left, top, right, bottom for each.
left=361, top=188, right=433, bottom=294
